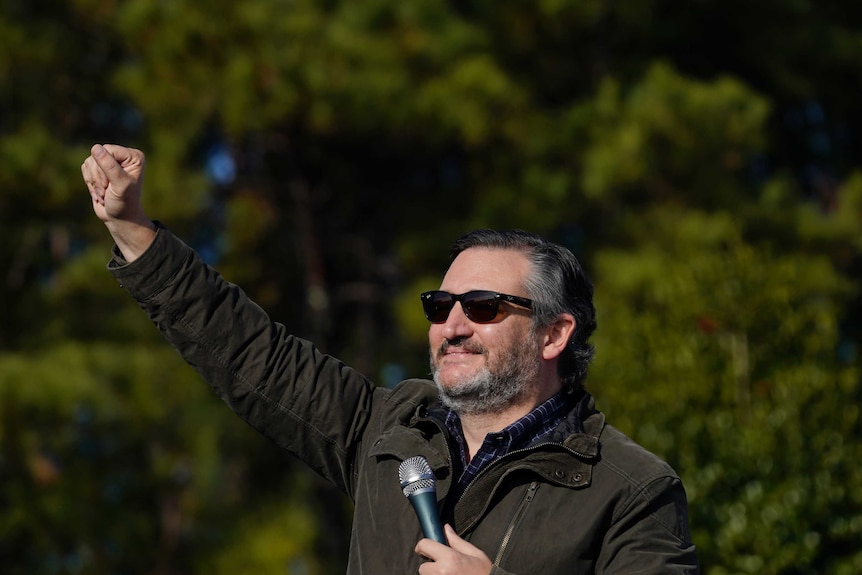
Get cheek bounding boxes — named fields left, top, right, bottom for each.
left=428, top=325, right=443, bottom=349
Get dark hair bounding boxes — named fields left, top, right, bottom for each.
left=449, top=229, right=596, bottom=392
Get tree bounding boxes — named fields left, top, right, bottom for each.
left=590, top=206, right=861, bottom=573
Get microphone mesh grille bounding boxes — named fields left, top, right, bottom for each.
left=398, top=456, right=436, bottom=497
left=399, top=455, right=432, bottom=481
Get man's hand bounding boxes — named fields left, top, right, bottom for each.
left=81, top=144, right=156, bottom=261
left=82, top=144, right=146, bottom=223
left=415, top=525, right=493, bottom=575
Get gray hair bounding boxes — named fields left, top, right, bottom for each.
left=449, top=229, right=597, bottom=392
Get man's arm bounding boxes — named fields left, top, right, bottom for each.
left=81, top=144, right=376, bottom=497
left=597, top=474, right=700, bottom=574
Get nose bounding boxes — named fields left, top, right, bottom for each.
left=437, top=301, right=475, bottom=340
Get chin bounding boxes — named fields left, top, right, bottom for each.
left=435, top=367, right=479, bottom=391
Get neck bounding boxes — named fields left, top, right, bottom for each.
left=456, top=382, right=562, bottom=461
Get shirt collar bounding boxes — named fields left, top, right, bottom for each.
left=445, top=390, right=573, bottom=463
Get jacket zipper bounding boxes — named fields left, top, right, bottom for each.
left=457, top=441, right=591, bottom=503
left=493, top=481, right=540, bottom=566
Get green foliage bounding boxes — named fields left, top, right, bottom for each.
left=582, top=63, right=770, bottom=206
left=0, top=343, right=334, bottom=574
left=591, top=207, right=861, bottom=573
left=198, top=496, right=321, bottom=575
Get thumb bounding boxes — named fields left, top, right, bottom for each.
left=444, top=524, right=472, bottom=553
left=443, top=524, right=493, bottom=572
left=91, top=144, right=132, bottom=185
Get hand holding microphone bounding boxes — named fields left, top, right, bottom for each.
left=399, top=456, right=493, bottom=574
left=398, top=455, right=448, bottom=545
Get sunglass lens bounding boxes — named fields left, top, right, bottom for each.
left=462, top=292, right=500, bottom=323
left=423, top=292, right=455, bottom=323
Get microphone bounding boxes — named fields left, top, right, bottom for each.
left=398, top=456, right=448, bottom=545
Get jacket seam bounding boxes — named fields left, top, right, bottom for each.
left=601, top=460, right=685, bottom=542
left=173, top=311, right=349, bottom=457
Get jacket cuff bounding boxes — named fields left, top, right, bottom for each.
left=107, top=221, right=194, bottom=302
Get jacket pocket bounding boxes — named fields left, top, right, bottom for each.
left=493, top=481, right=541, bottom=566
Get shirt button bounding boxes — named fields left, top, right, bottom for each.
left=554, top=469, right=566, bottom=479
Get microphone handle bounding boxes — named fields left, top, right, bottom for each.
left=408, top=490, right=448, bottom=545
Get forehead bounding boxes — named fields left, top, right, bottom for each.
left=440, top=248, right=532, bottom=295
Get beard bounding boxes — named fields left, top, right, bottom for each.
left=430, top=331, right=541, bottom=416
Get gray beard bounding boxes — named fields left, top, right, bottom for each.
left=430, top=339, right=540, bottom=416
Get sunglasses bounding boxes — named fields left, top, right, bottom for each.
left=420, top=290, right=533, bottom=324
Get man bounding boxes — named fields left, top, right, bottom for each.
left=82, top=144, right=699, bottom=574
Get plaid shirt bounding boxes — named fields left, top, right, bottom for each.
left=444, top=391, right=572, bottom=504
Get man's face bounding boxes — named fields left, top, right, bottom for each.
left=428, top=248, right=540, bottom=415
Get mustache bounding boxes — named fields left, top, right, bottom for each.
left=436, top=337, right=487, bottom=358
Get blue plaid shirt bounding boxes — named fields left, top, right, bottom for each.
left=444, top=391, right=572, bottom=504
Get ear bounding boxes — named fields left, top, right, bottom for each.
left=541, top=314, right=577, bottom=361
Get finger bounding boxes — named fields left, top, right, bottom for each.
left=443, top=524, right=466, bottom=549
left=81, top=161, right=95, bottom=198
left=81, top=157, right=106, bottom=204
left=91, top=144, right=131, bottom=186
left=103, top=143, right=145, bottom=171
left=414, top=537, right=449, bottom=562
left=443, top=525, right=490, bottom=564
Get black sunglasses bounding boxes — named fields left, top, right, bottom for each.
left=420, top=290, right=533, bottom=324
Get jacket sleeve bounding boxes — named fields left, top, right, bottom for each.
left=595, top=474, right=700, bottom=574
left=109, top=225, right=375, bottom=499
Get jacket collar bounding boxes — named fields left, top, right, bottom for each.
left=369, top=387, right=605, bottom=486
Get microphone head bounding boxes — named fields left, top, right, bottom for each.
left=398, top=456, right=436, bottom=498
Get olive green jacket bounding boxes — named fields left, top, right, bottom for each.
left=110, top=226, right=699, bottom=574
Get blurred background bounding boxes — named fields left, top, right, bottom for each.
left=2, top=1, right=861, bottom=573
